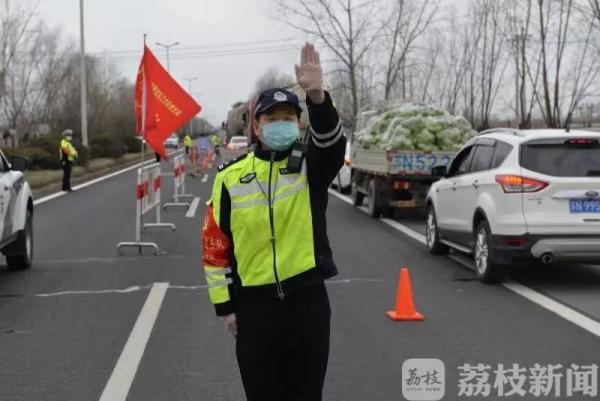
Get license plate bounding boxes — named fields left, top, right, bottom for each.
left=390, top=152, right=454, bottom=175
left=569, top=199, right=600, bottom=213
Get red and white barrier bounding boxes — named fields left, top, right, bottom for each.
left=188, top=145, right=202, bottom=176
left=164, top=154, right=195, bottom=209
left=117, top=163, right=176, bottom=255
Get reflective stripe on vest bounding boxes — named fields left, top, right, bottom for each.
left=204, top=265, right=232, bottom=304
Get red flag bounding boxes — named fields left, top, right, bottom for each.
left=135, top=45, right=201, bottom=160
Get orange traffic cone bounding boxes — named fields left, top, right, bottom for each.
left=387, top=267, right=424, bottom=321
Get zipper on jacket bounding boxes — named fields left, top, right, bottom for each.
left=268, top=152, right=285, bottom=300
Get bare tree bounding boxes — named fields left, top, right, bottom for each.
left=535, top=0, right=573, bottom=127
left=275, top=0, right=383, bottom=126
left=0, top=0, right=36, bottom=100
left=525, top=0, right=600, bottom=128
left=418, top=18, right=472, bottom=114
left=382, top=0, right=440, bottom=100
left=468, top=0, right=509, bottom=130
left=1, top=19, right=43, bottom=146
left=587, top=0, right=600, bottom=22
left=252, top=67, right=295, bottom=95
left=506, top=0, right=540, bottom=128
left=31, top=26, right=76, bottom=125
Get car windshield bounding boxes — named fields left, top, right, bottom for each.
left=521, top=139, right=600, bottom=177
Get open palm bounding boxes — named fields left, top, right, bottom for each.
left=295, top=42, right=323, bottom=92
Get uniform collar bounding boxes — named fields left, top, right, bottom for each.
left=253, top=141, right=292, bottom=162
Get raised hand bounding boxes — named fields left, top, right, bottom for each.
left=295, top=42, right=325, bottom=104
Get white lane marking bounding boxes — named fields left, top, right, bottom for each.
left=186, top=197, right=201, bottom=218
left=99, top=282, right=169, bottom=401
left=34, top=283, right=209, bottom=298
left=34, top=150, right=183, bottom=206
left=381, top=218, right=427, bottom=244
left=328, top=188, right=352, bottom=205
left=329, top=278, right=391, bottom=284
left=168, top=284, right=207, bottom=290
left=329, top=189, right=600, bottom=338
left=502, top=281, right=600, bottom=337
left=36, top=285, right=150, bottom=297
left=201, top=174, right=209, bottom=183
left=30, top=279, right=395, bottom=298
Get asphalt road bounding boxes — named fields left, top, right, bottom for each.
left=0, top=150, right=599, bottom=401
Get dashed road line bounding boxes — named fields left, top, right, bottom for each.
left=328, top=188, right=600, bottom=339
left=98, top=282, right=169, bottom=401
left=201, top=174, right=209, bottom=183
left=186, top=197, right=201, bottom=218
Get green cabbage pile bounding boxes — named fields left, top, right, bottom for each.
left=355, top=104, right=475, bottom=152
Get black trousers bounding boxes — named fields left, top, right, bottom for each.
left=62, top=161, right=72, bottom=191
left=236, top=282, right=331, bottom=401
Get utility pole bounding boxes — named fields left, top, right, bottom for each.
left=155, top=41, right=179, bottom=71
left=79, top=0, right=88, bottom=147
left=183, top=77, right=197, bottom=135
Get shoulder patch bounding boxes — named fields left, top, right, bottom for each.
left=217, top=153, right=248, bottom=172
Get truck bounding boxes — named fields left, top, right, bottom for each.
left=349, top=106, right=466, bottom=218
left=350, top=147, right=455, bottom=217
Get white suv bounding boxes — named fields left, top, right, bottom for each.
left=0, top=152, right=34, bottom=270
left=426, top=128, right=600, bottom=283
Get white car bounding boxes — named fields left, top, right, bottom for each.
left=164, top=134, right=179, bottom=149
left=227, top=136, right=249, bottom=150
left=332, top=140, right=351, bottom=193
left=426, top=128, right=600, bottom=283
left=0, top=152, right=34, bottom=270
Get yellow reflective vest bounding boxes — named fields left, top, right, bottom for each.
left=59, top=138, right=78, bottom=162
left=183, top=135, right=192, bottom=148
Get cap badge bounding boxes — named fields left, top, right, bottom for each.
left=274, top=91, right=288, bottom=101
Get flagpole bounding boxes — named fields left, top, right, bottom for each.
left=141, top=34, right=147, bottom=169
left=139, top=33, right=147, bottom=247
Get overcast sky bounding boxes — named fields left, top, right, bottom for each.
left=35, top=0, right=307, bottom=126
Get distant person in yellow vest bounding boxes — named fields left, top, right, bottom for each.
left=59, top=129, right=78, bottom=192
left=210, top=133, right=221, bottom=156
left=184, top=133, right=192, bottom=155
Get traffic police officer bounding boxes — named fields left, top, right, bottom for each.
left=59, top=129, right=78, bottom=192
left=183, top=133, right=192, bottom=155
left=202, top=43, right=345, bottom=401
left=210, top=133, right=221, bottom=156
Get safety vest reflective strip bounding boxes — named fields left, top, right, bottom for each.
left=204, top=265, right=232, bottom=304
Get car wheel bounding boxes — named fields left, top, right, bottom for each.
left=368, top=180, right=381, bottom=218
left=351, top=183, right=364, bottom=207
left=426, top=206, right=449, bottom=255
left=6, top=209, right=33, bottom=271
left=474, top=220, right=503, bottom=283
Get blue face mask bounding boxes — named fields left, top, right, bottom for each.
left=260, top=121, right=300, bottom=151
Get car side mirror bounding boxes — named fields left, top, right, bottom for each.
left=431, top=165, right=447, bottom=177
left=10, top=156, right=28, bottom=172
